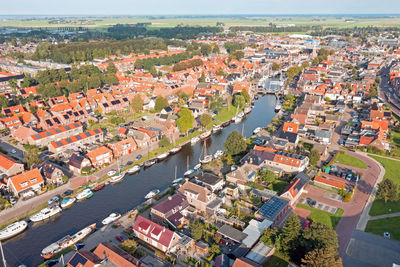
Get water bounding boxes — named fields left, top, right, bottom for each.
left=2, top=94, right=276, bottom=267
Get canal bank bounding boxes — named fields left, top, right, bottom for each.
left=2, top=94, right=276, bottom=267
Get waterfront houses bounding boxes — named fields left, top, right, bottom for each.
left=7, top=168, right=44, bottom=197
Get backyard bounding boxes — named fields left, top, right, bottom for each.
left=335, top=152, right=367, bottom=169
left=365, top=216, right=400, bottom=241
left=297, top=203, right=344, bottom=229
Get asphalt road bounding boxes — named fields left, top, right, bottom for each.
left=0, top=139, right=24, bottom=161
left=379, top=60, right=400, bottom=117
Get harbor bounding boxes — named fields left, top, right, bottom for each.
left=1, top=94, right=277, bottom=267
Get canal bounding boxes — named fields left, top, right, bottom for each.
left=3, top=94, right=276, bottom=267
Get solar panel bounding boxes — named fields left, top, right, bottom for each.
left=75, top=135, right=82, bottom=140
left=20, top=89, right=26, bottom=94
left=4, top=109, right=10, bottom=114
left=79, top=111, right=84, bottom=115
left=103, top=103, right=109, bottom=107
left=73, top=112, right=79, bottom=116
left=55, top=141, right=63, bottom=147
left=65, top=126, right=71, bottom=130
left=93, top=129, right=100, bottom=134
left=73, top=123, right=80, bottom=127
left=54, top=118, right=60, bottom=124
left=55, top=128, right=61, bottom=133
left=85, top=132, right=91, bottom=137
left=68, top=252, right=87, bottom=267
left=34, top=134, right=41, bottom=139
left=66, top=138, right=73, bottom=144
left=45, top=131, right=52, bottom=136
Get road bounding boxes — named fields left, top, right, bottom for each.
left=378, top=60, right=400, bottom=117
left=0, top=139, right=24, bottom=161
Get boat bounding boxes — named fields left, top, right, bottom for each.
left=0, top=221, right=28, bottom=241
left=194, top=163, right=202, bottom=170
left=157, top=152, right=169, bottom=161
left=170, top=146, right=182, bottom=154
left=107, top=170, right=117, bottom=177
left=200, top=155, right=213, bottom=164
left=244, top=106, right=252, bottom=114
left=275, top=102, right=282, bottom=112
left=172, top=177, right=184, bottom=184
left=41, top=223, right=96, bottom=259
left=92, top=183, right=105, bottom=192
left=60, top=198, right=76, bottom=209
left=231, top=116, right=237, bottom=122
left=214, top=150, right=224, bottom=158
left=30, top=206, right=62, bottom=222
left=110, top=173, right=124, bottom=184
left=221, top=121, right=230, bottom=127
left=145, top=189, right=160, bottom=199
left=144, top=160, right=156, bottom=167
left=212, top=125, right=222, bottom=133
left=76, top=189, right=93, bottom=201
left=199, top=131, right=211, bottom=140
left=253, top=127, right=262, bottom=135
left=184, top=169, right=194, bottom=176
left=102, top=213, right=121, bottom=225
left=190, top=137, right=200, bottom=145
left=127, top=165, right=140, bottom=174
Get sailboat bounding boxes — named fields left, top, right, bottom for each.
left=184, top=155, right=194, bottom=176
left=110, top=156, right=124, bottom=184
left=199, top=140, right=213, bottom=164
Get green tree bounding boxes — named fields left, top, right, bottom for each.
left=224, top=130, right=246, bottom=155
left=199, top=72, right=206, bottom=83
left=260, top=227, right=281, bottom=245
left=154, top=96, right=169, bottom=112
left=233, top=94, right=245, bottom=109
left=199, top=114, right=212, bottom=128
left=8, top=79, right=17, bottom=89
left=149, top=66, right=157, bottom=77
left=190, top=221, right=204, bottom=240
left=240, top=90, right=250, bottom=103
left=301, top=222, right=339, bottom=252
left=258, top=169, right=276, bottom=183
left=209, top=244, right=221, bottom=255
left=272, top=62, right=281, bottom=71
left=176, top=107, right=194, bottom=134
left=106, top=63, right=117, bottom=74
left=131, top=94, right=144, bottom=112
left=159, top=136, right=171, bottom=148
left=376, top=179, right=399, bottom=203
left=22, top=74, right=36, bottom=88
left=120, top=239, right=138, bottom=255
left=309, top=150, right=320, bottom=166
left=0, top=95, right=9, bottom=108
left=276, top=214, right=301, bottom=256
left=301, top=247, right=342, bottom=267
left=367, top=88, right=378, bottom=99
left=24, top=148, right=41, bottom=169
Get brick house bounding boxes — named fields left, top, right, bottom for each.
left=7, top=168, right=44, bottom=197
left=150, top=194, right=189, bottom=228
left=0, top=153, right=24, bottom=177
left=108, top=137, right=137, bottom=158
left=178, top=181, right=216, bottom=214
left=86, top=146, right=113, bottom=168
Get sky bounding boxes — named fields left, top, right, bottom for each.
left=1, top=0, right=400, bottom=15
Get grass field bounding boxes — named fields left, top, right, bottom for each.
left=390, top=131, right=400, bottom=146
left=264, top=251, right=290, bottom=267
left=2, top=16, right=400, bottom=29
left=365, top=216, right=400, bottom=241
left=369, top=155, right=400, bottom=216
left=297, top=203, right=344, bottom=229
left=335, top=152, right=367, bottom=169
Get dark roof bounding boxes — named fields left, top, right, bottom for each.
left=195, top=172, right=222, bottom=186
left=277, top=131, right=298, bottom=143
left=258, top=196, right=289, bottom=221
left=68, top=153, right=86, bottom=169
left=68, top=250, right=101, bottom=267
left=217, top=224, right=247, bottom=243
left=152, top=194, right=188, bottom=214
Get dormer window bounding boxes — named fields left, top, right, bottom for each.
left=20, top=182, right=28, bottom=187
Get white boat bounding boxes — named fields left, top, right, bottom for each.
left=107, top=170, right=117, bottom=177
left=231, top=116, right=237, bottom=122
left=172, top=177, right=184, bottom=184
left=184, top=169, right=194, bottom=176
left=157, top=152, right=169, bottom=161
left=127, top=165, right=140, bottom=174
left=41, top=223, right=96, bottom=259
left=200, top=155, right=213, bottom=164
left=191, top=137, right=200, bottom=145
left=30, top=206, right=62, bottom=222
left=234, top=116, right=242, bottom=124
left=110, top=173, right=124, bottom=184
left=170, top=146, right=182, bottom=154
left=144, top=160, right=156, bottom=167
left=102, top=213, right=121, bottom=225
left=238, top=111, right=244, bottom=117
left=60, top=197, right=76, bottom=209
left=253, top=127, right=262, bottom=134
left=275, top=102, right=282, bottom=112
left=244, top=106, right=252, bottom=114
left=194, top=163, right=202, bottom=170
left=214, top=150, right=224, bottom=158
left=0, top=221, right=28, bottom=241
left=200, top=131, right=211, bottom=140
left=76, top=189, right=94, bottom=201
left=145, top=189, right=160, bottom=199
left=212, top=125, right=222, bottom=133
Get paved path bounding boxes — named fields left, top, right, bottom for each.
left=368, top=212, right=400, bottom=221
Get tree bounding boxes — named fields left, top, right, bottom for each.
left=224, top=131, right=246, bottom=155
left=149, top=66, right=157, bottom=77
left=159, top=136, right=171, bottom=148
left=209, top=244, right=221, bottom=255
left=276, top=214, right=301, bottom=256
left=240, top=90, right=250, bottom=103
left=176, top=108, right=194, bottom=134
left=199, top=114, right=212, bottom=128
left=22, top=74, right=36, bottom=88
left=272, top=62, right=281, bottom=71
left=376, top=179, right=399, bottom=203
left=233, top=94, right=245, bottom=109
left=258, top=169, right=276, bottom=183
left=309, top=150, right=320, bottom=166
left=0, top=95, right=9, bottom=108
left=154, top=96, right=169, bottom=112
left=199, top=72, right=206, bottom=83
left=301, top=222, right=339, bottom=252
left=190, top=221, right=204, bottom=240
left=120, top=239, right=138, bottom=255
left=8, top=79, right=17, bottom=89
left=367, top=88, right=378, bottom=99
left=301, top=247, right=342, bottom=267
left=260, top=227, right=281, bottom=245
left=106, top=63, right=117, bottom=74
left=24, top=148, right=41, bottom=169
left=131, top=94, right=144, bottom=112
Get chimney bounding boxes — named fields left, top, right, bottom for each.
left=168, top=196, right=172, bottom=200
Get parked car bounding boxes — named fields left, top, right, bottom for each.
left=136, top=154, right=143, bottom=160
left=115, top=235, right=126, bottom=242
left=61, top=189, right=73, bottom=198
left=306, top=198, right=316, bottom=207
left=48, top=196, right=59, bottom=205
left=302, top=220, right=310, bottom=229
left=346, top=174, right=352, bottom=181
left=384, top=232, right=391, bottom=239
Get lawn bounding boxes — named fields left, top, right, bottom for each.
left=297, top=204, right=344, bottom=229
left=264, top=251, right=290, bottom=267
left=335, top=152, right=367, bottom=169
left=365, top=216, right=400, bottom=241
left=369, top=155, right=400, bottom=216
left=213, top=106, right=239, bottom=123
left=390, top=131, right=400, bottom=146
left=269, top=180, right=290, bottom=195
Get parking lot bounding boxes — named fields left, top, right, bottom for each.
left=298, top=197, right=338, bottom=214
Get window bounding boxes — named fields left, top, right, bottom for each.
left=30, top=178, right=37, bottom=184
left=20, top=182, right=28, bottom=187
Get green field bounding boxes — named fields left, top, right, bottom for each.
left=297, top=204, right=344, bottom=229
left=265, top=251, right=290, bottom=267
left=335, top=152, right=367, bottom=169
left=369, top=155, right=400, bottom=216
left=366, top=216, right=400, bottom=241
left=2, top=16, right=400, bottom=29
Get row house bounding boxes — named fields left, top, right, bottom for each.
left=28, top=122, right=83, bottom=147
left=49, top=128, right=104, bottom=154
left=0, top=153, right=24, bottom=177
left=7, top=168, right=44, bottom=197
left=86, top=145, right=113, bottom=168
left=48, top=96, right=68, bottom=107
left=98, top=97, right=130, bottom=114
left=2, top=104, right=25, bottom=117
left=108, top=137, right=138, bottom=158
left=0, top=116, right=22, bottom=129
left=59, top=109, right=92, bottom=125
left=39, top=116, right=63, bottom=130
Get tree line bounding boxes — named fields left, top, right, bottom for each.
left=134, top=52, right=192, bottom=72
left=229, top=25, right=320, bottom=33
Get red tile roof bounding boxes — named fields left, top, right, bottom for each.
left=133, top=215, right=175, bottom=249
left=314, top=176, right=344, bottom=189
left=7, top=168, right=44, bottom=194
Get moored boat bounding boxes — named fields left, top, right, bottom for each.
left=92, top=183, right=105, bottom=192
left=41, top=223, right=96, bottom=259
left=190, top=136, right=200, bottom=145
left=244, top=106, right=251, bottom=114
left=30, top=206, right=62, bottom=222
left=145, top=189, right=160, bottom=199
left=275, top=102, right=282, bottom=112
left=110, top=173, right=124, bottom=184
left=221, top=121, right=230, bottom=127
left=212, top=125, right=222, bottom=133
left=194, top=163, right=202, bottom=170
left=199, top=131, right=211, bottom=140
left=0, top=221, right=28, bottom=241
left=214, top=150, right=224, bottom=158
left=76, top=189, right=93, bottom=201
left=127, top=165, right=140, bottom=174
left=157, top=152, right=169, bottom=161
left=144, top=160, right=156, bottom=167
left=170, top=146, right=182, bottom=154
left=253, top=127, right=262, bottom=135
left=172, top=177, right=184, bottom=184
left=60, top=197, right=76, bottom=209
left=184, top=169, right=194, bottom=176
left=102, top=213, right=121, bottom=225
left=200, top=155, right=213, bottom=164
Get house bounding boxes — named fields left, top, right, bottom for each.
left=226, top=163, right=258, bottom=185
left=194, top=172, right=225, bottom=192
left=242, top=219, right=272, bottom=248
left=7, top=168, right=44, bottom=197
left=33, top=162, right=64, bottom=185
left=128, top=129, right=152, bottom=149
left=178, top=181, right=216, bottom=213
left=11, top=126, right=37, bottom=144
left=314, top=176, right=345, bottom=189
left=314, top=129, right=332, bottom=144
left=49, top=128, right=104, bottom=154
left=0, top=153, right=24, bottom=177
left=133, top=215, right=180, bottom=253
left=86, top=146, right=113, bottom=168
left=0, top=115, right=22, bottom=129
left=98, top=97, right=130, bottom=114
left=67, top=250, right=102, bottom=267
left=150, top=194, right=189, bottom=228
left=280, top=172, right=310, bottom=205
left=256, top=196, right=290, bottom=225
left=68, top=153, right=92, bottom=174
left=232, top=257, right=262, bottom=267
left=108, top=137, right=137, bottom=158
left=28, top=122, right=83, bottom=147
